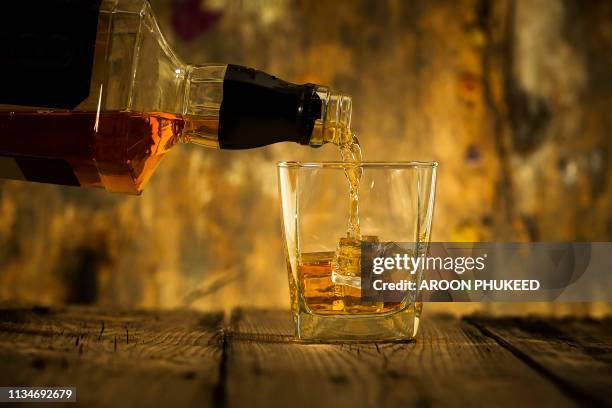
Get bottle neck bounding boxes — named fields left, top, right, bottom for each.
left=307, top=86, right=353, bottom=147
left=180, top=64, right=352, bottom=149
left=181, top=64, right=227, bottom=148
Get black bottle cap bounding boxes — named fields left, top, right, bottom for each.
left=218, top=64, right=322, bottom=149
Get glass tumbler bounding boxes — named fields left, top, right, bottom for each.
left=277, top=161, right=437, bottom=342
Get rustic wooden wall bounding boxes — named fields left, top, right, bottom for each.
left=0, top=0, right=611, bottom=315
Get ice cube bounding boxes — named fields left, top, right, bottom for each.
left=331, top=235, right=379, bottom=288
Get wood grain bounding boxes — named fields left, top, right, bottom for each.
left=0, top=305, right=224, bottom=407
left=224, top=309, right=575, bottom=408
left=467, top=316, right=612, bottom=406
left=2, top=305, right=610, bottom=407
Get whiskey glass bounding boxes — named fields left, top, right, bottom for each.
left=277, top=161, right=437, bottom=342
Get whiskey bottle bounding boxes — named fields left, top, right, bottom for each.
left=0, top=0, right=352, bottom=194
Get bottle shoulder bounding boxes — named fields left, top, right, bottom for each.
left=100, top=0, right=148, bottom=14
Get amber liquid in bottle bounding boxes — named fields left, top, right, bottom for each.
left=0, top=110, right=185, bottom=194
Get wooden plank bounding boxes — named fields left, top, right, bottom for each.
left=224, top=309, right=575, bottom=408
left=467, top=316, right=612, bottom=406
left=564, top=317, right=612, bottom=366
left=0, top=305, right=224, bottom=407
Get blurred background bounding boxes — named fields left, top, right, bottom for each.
left=0, top=0, right=611, bottom=316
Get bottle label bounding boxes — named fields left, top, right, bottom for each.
left=0, top=0, right=102, bottom=109
left=0, top=155, right=80, bottom=186
left=218, top=65, right=320, bottom=149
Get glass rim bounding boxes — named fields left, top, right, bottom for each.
left=277, top=161, right=438, bottom=169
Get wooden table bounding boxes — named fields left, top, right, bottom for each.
left=0, top=305, right=610, bottom=407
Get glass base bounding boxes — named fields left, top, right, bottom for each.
left=294, top=305, right=420, bottom=342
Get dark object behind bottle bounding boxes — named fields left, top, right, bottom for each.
left=0, top=0, right=102, bottom=109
